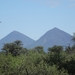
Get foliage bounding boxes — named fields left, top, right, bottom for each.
left=0, top=52, right=69, bottom=75
left=1, top=40, right=75, bottom=75
left=72, top=33, right=75, bottom=44
left=2, top=40, right=23, bottom=56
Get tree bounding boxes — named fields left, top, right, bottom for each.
left=72, top=33, right=75, bottom=43
left=14, top=40, right=23, bottom=46
left=34, top=46, right=44, bottom=53
left=2, top=40, right=23, bottom=56
left=72, top=33, right=75, bottom=49
left=46, top=45, right=64, bottom=66
left=66, top=33, right=75, bottom=54
left=48, top=45, right=63, bottom=53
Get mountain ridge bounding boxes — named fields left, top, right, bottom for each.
left=0, top=28, right=72, bottom=51
left=0, top=31, right=35, bottom=50
left=26, top=27, right=72, bottom=51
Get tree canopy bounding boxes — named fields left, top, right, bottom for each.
left=0, top=39, right=75, bottom=75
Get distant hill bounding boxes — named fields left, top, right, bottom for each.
left=0, top=28, right=72, bottom=52
left=27, top=27, right=72, bottom=51
left=0, top=31, right=35, bottom=50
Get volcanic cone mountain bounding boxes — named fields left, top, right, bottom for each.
left=27, top=27, right=72, bottom=51
left=0, top=31, right=35, bottom=50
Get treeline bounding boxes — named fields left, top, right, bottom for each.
left=0, top=39, right=75, bottom=75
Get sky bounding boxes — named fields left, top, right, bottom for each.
left=0, top=0, right=75, bottom=40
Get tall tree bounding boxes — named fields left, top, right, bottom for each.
left=72, top=33, right=75, bottom=43
left=14, top=40, right=23, bottom=46
left=2, top=40, right=23, bottom=56
left=34, top=46, right=44, bottom=53
left=72, top=33, right=75, bottom=49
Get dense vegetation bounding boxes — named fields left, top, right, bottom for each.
left=0, top=33, right=75, bottom=75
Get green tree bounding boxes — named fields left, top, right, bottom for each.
left=66, top=33, right=75, bottom=54
left=14, top=40, right=23, bottom=46
left=72, top=33, right=75, bottom=49
left=2, top=40, right=23, bottom=56
left=46, top=46, right=66, bottom=67
left=34, top=46, right=44, bottom=53
left=48, top=45, right=63, bottom=53
left=72, top=33, right=75, bottom=44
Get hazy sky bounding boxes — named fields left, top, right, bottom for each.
left=0, top=0, right=75, bottom=40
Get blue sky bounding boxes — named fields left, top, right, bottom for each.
left=0, top=0, right=75, bottom=40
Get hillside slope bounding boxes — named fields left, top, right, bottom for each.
left=27, top=27, right=72, bottom=51
left=0, top=31, right=35, bottom=50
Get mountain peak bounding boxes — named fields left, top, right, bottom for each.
left=46, top=27, right=62, bottom=34
left=11, top=30, right=21, bottom=34
left=10, top=30, right=26, bottom=36
left=27, top=27, right=72, bottom=51
left=13, top=30, right=18, bottom=32
left=51, top=27, right=60, bottom=31
left=0, top=31, right=35, bottom=49
left=53, top=27, right=58, bottom=29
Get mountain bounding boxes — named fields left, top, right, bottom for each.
left=0, top=28, right=72, bottom=52
left=27, top=27, right=72, bottom=51
left=0, top=31, right=35, bottom=50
